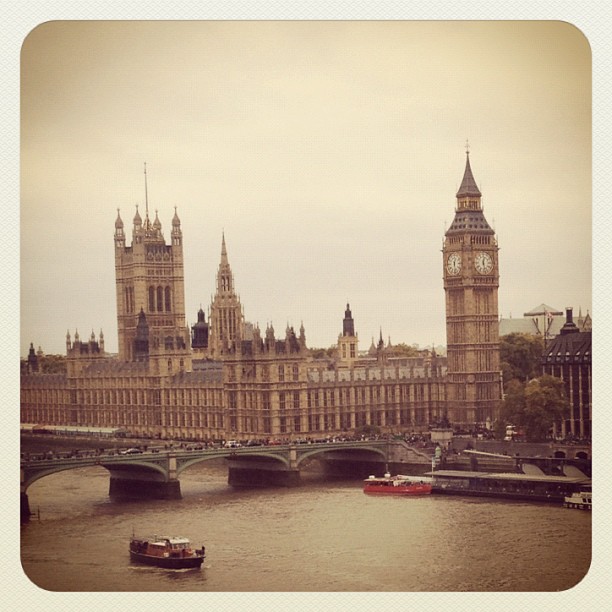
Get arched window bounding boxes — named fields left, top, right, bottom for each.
left=157, top=286, right=163, bottom=312
left=165, top=286, right=171, bottom=311
left=148, top=286, right=155, bottom=311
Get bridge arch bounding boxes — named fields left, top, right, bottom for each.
left=21, top=458, right=169, bottom=492
left=294, top=444, right=387, bottom=467
left=176, top=450, right=291, bottom=476
left=22, top=463, right=108, bottom=492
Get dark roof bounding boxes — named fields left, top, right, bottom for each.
left=543, top=331, right=591, bottom=365
left=445, top=209, right=494, bottom=235
left=456, top=153, right=482, bottom=198
left=432, top=469, right=590, bottom=484
left=83, top=360, right=149, bottom=375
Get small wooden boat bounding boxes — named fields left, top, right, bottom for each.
left=363, top=473, right=433, bottom=496
left=129, top=534, right=206, bottom=569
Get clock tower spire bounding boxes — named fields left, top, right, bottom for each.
left=443, top=149, right=501, bottom=428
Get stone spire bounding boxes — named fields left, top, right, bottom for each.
left=209, top=232, right=243, bottom=356
left=216, top=232, right=234, bottom=294
left=133, top=205, right=142, bottom=228
left=456, top=149, right=482, bottom=198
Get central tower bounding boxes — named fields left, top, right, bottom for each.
left=443, top=150, right=501, bottom=427
left=208, top=233, right=244, bottom=357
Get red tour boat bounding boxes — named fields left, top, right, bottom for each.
left=363, top=473, right=433, bottom=496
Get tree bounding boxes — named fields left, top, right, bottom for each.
left=387, top=343, right=420, bottom=358
left=500, top=333, right=544, bottom=391
left=20, top=353, right=67, bottom=374
left=499, top=375, right=568, bottom=441
left=500, top=378, right=526, bottom=422
left=523, top=375, right=569, bottom=441
left=309, top=346, right=336, bottom=359
left=39, top=354, right=67, bottom=374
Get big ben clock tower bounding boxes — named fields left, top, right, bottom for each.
left=443, top=149, right=502, bottom=428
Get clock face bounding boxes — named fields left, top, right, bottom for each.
left=446, top=253, right=462, bottom=275
left=474, top=252, right=493, bottom=274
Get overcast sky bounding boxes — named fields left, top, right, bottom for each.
left=20, top=20, right=591, bottom=357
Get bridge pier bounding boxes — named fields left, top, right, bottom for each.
left=227, top=454, right=301, bottom=487
left=228, top=466, right=301, bottom=487
left=105, top=460, right=182, bottom=500
left=21, top=492, right=31, bottom=520
left=108, top=476, right=181, bottom=500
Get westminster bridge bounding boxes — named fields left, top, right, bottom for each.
left=21, top=439, right=431, bottom=517
left=20, top=438, right=590, bottom=518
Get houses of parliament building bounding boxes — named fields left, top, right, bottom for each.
left=21, top=153, right=503, bottom=440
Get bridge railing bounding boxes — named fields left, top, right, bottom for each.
left=21, top=439, right=392, bottom=467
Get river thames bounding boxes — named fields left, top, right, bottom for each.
left=19, top=451, right=592, bottom=598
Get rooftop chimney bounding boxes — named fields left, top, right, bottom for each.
left=560, top=307, right=579, bottom=335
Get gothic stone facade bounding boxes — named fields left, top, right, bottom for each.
left=21, top=155, right=500, bottom=439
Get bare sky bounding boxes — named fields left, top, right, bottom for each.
left=20, top=21, right=591, bottom=357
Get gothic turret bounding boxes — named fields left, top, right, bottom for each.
left=338, top=303, right=358, bottom=366
left=171, top=206, right=182, bottom=247
left=265, top=323, right=276, bottom=353
left=191, top=307, right=209, bottom=350
left=27, top=342, right=39, bottom=373
left=153, top=210, right=162, bottom=231
left=133, top=206, right=142, bottom=229
left=114, top=209, right=125, bottom=248
left=342, top=303, right=355, bottom=337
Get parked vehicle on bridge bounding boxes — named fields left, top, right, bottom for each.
left=120, top=448, right=143, bottom=455
left=129, top=534, right=205, bottom=569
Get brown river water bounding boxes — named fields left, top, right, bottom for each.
left=20, top=452, right=592, bottom=597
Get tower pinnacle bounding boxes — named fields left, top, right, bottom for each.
left=456, top=148, right=481, bottom=198
left=221, top=231, right=228, bottom=266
